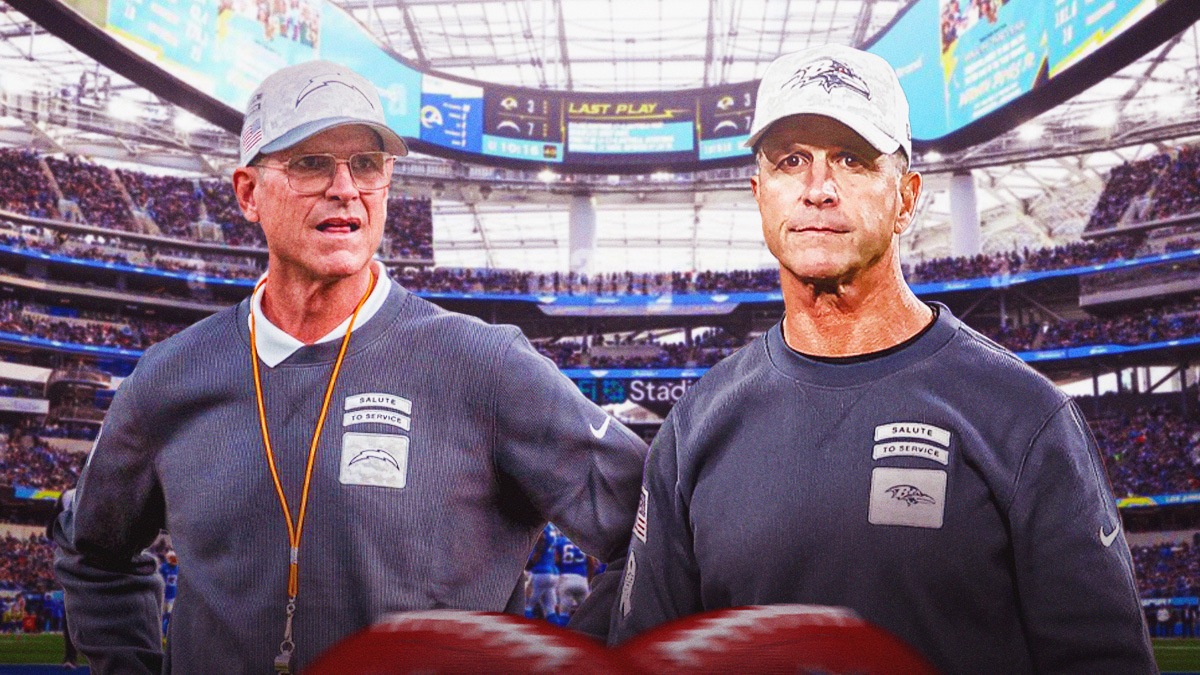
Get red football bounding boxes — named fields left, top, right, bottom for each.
left=616, top=604, right=940, bottom=674
left=306, top=610, right=619, bottom=674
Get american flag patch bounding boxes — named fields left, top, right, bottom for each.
left=633, top=486, right=648, bottom=543
left=241, top=118, right=263, bottom=155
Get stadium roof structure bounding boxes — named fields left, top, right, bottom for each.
left=1, top=0, right=1199, bottom=272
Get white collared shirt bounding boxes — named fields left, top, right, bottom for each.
left=248, top=262, right=392, bottom=368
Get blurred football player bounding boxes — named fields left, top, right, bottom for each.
left=159, top=551, right=178, bottom=638
left=525, top=524, right=560, bottom=622
left=554, top=532, right=590, bottom=625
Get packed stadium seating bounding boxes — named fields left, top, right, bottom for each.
left=1085, top=146, right=1200, bottom=232
left=981, top=297, right=1200, bottom=352
left=0, top=150, right=58, bottom=219
left=0, top=533, right=55, bottom=595
left=44, top=156, right=136, bottom=232
left=1091, top=405, right=1200, bottom=498
left=1147, top=146, right=1200, bottom=223
left=197, top=179, right=264, bottom=247
left=1133, top=542, right=1200, bottom=601
left=0, top=436, right=84, bottom=492
left=116, top=169, right=204, bottom=239
left=1086, top=154, right=1170, bottom=232
left=0, top=299, right=189, bottom=350
left=904, top=237, right=1140, bottom=285
left=384, top=196, right=434, bottom=260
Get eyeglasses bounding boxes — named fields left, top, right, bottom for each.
left=255, top=152, right=396, bottom=195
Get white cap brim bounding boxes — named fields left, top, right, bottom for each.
left=256, top=117, right=408, bottom=162
left=745, top=107, right=902, bottom=157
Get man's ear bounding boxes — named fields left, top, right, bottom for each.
left=232, top=167, right=260, bottom=223
left=895, top=170, right=922, bottom=235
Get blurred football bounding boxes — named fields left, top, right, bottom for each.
left=306, top=610, right=619, bottom=674
left=616, top=604, right=940, bottom=674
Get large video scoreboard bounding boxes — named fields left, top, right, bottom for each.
left=472, top=82, right=757, bottom=165
left=35, top=0, right=1200, bottom=171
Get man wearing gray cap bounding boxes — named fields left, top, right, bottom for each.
left=54, top=60, right=646, bottom=674
left=608, top=44, right=1154, bottom=672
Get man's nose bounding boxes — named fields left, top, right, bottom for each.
left=802, top=160, right=839, bottom=207
left=326, top=162, right=358, bottom=199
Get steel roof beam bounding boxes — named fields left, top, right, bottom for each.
left=396, top=0, right=429, bottom=69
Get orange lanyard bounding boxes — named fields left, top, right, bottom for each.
left=248, top=270, right=376, bottom=673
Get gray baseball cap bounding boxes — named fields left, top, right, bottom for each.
left=239, top=60, right=408, bottom=167
left=745, top=44, right=911, bottom=159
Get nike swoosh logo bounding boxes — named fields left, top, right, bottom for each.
left=589, top=416, right=611, bottom=440
left=1100, top=523, right=1120, bottom=548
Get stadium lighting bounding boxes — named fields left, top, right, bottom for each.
left=0, top=72, right=31, bottom=94
left=108, top=96, right=142, bottom=120
left=174, top=111, right=206, bottom=133
left=537, top=169, right=558, bottom=183
left=1087, top=106, right=1119, bottom=128
left=1018, top=123, right=1044, bottom=141
left=650, top=171, right=675, bottom=182
left=922, top=150, right=943, bottom=163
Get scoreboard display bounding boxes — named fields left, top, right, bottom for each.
left=482, top=90, right=564, bottom=162
left=477, top=86, right=757, bottom=168
left=46, top=0, right=1199, bottom=170
left=564, top=92, right=695, bottom=163
left=696, top=82, right=757, bottom=161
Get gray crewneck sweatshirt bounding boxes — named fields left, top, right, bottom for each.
left=55, top=280, right=647, bottom=674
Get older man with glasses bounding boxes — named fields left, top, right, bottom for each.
left=54, top=60, right=647, bottom=674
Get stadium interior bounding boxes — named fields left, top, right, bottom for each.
left=1, top=0, right=1200, bottom=667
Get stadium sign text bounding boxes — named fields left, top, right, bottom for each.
left=628, top=379, right=694, bottom=404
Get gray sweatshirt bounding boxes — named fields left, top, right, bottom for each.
left=610, top=306, right=1155, bottom=674
left=55, top=281, right=647, bottom=673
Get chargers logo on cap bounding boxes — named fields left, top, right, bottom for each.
left=296, top=75, right=375, bottom=110
left=783, top=58, right=871, bottom=100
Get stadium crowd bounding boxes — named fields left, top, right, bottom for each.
left=1133, top=542, right=1200, bottom=607
left=981, top=297, right=1200, bottom=352
left=385, top=197, right=434, bottom=260
left=43, top=156, right=135, bottom=232
left=0, top=434, right=86, bottom=492
left=1086, top=146, right=1200, bottom=232
left=1091, top=406, right=1200, bottom=498
left=197, top=179, right=265, bottom=247
left=0, top=533, right=56, bottom=595
left=0, top=300, right=189, bottom=351
left=0, top=150, right=58, bottom=219
left=903, top=237, right=1138, bottom=284
left=117, top=170, right=204, bottom=240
